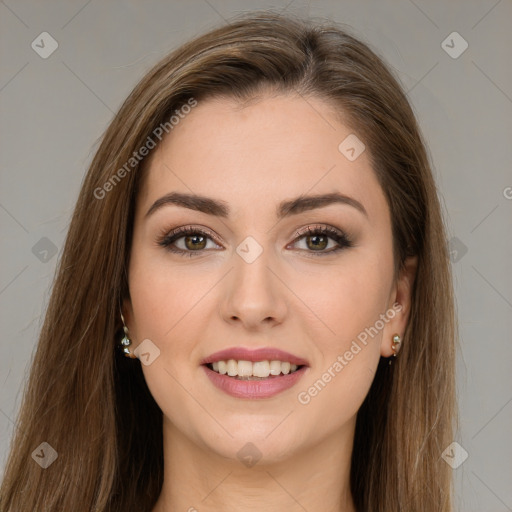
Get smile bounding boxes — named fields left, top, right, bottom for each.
left=200, top=347, right=309, bottom=398
left=202, top=361, right=308, bottom=399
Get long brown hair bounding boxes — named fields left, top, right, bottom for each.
left=0, top=11, right=457, bottom=511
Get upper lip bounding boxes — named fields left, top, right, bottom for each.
left=200, top=347, right=309, bottom=366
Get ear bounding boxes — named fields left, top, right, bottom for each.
left=380, top=255, right=418, bottom=357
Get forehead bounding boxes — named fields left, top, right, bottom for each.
left=137, top=93, right=388, bottom=224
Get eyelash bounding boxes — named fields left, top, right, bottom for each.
left=156, top=224, right=353, bottom=258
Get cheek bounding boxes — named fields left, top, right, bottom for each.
left=295, top=346, right=379, bottom=436
left=293, top=265, right=387, bottom=418
left=128, top=253, right=214, bottom=433
left=293, top=254, right=392, bottom=347
left=127, top=244, right=209, bottom=343
left=291, top=252, right=392, bottom=413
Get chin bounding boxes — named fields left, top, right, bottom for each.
left=200, top=427, right=303, bottom=466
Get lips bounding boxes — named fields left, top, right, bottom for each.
left=200, top=347, right=309, bottom=366
left=202, top=364, right=308, bottom=399
left=200, top=347, right=309, bottom=399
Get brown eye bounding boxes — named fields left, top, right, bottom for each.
left=290, top=225, right=354, bottom=255
left=158, top=226, right=222, bottom=256
left=184, top=234, right=207, bottom=250
left=305, top=234, right=329, bottom=251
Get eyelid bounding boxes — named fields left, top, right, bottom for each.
left=158, top=224, right=221, bottom=244
left=292, top=223, right=345, bottom=240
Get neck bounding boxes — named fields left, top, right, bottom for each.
left=152, top=417, right=357, bottom=512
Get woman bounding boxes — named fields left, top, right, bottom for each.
left=0, top=11, right=457, bottom=512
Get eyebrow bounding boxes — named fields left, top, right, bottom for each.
left=145, top=191, right=368, bottom=220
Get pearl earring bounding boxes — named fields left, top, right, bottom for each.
left=118, top=310, right=137, bottom=359
left=388, top=334, right=402, bottom=365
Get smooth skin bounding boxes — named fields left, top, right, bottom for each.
left=122, top=92, right=417, bottom=512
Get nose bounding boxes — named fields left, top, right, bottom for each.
left=220, top=243, right=288, bottom=331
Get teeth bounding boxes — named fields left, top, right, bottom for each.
left=237, top=360, right=253, bottom=377
left=227, top=359, right=237, bottom=377
left=208, top=359, right=300, bottom=377
left=269, top=360, right=281, bottom=375
left=253, top=361, right=270, bottom=378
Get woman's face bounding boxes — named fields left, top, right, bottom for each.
left=124, top=93, right=415, bottom=464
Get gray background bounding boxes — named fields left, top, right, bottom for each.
left=1, top=1, right=511, bottom=510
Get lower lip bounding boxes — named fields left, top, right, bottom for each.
left=202, top=364, right=308, bottom=399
